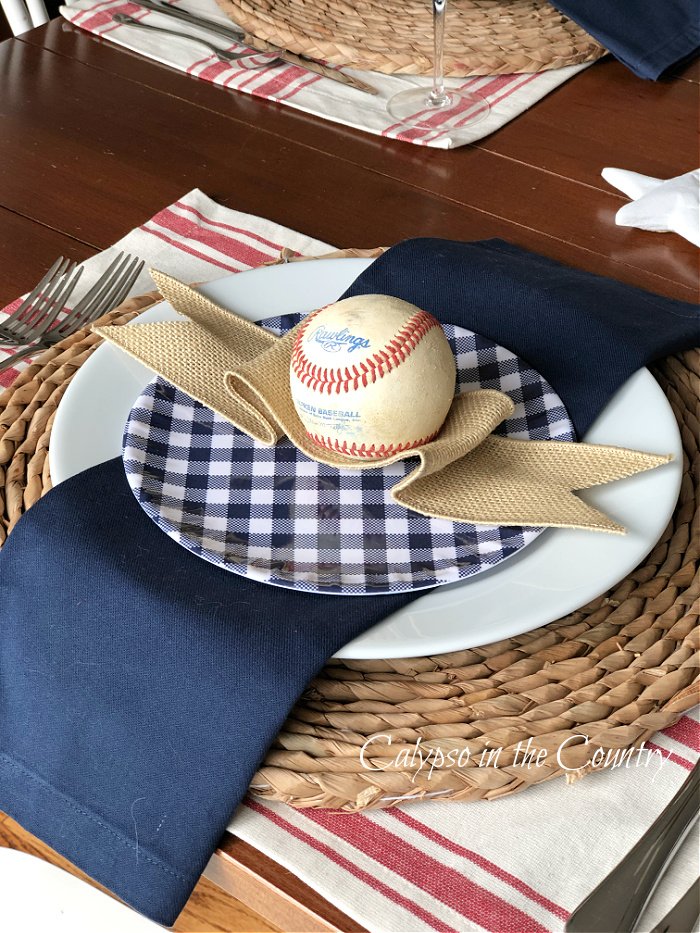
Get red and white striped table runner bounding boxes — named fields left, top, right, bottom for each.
left=0, top=190, right=330, bottom=388
left=234, top=710, right=699, bottom=932
left=2, top=190, right=698, bottom=931
left=59, top=0, right=592, bottom=149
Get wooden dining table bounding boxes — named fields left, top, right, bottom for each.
left=0, top=15, right=698, bottom=931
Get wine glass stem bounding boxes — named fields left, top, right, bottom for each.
left=429, top=0, right=449, bottom=106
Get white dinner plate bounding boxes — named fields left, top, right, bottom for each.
left=50, top=258, right=683, bottom=659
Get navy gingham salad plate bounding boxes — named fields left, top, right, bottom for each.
left=122, top=314, right=575, bottom=594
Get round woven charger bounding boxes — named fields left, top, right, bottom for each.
left=1, top=287, right=698, bottom=812
left=214, top=0, right=606, bottom=76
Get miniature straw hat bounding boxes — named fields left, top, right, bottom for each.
left=214, top=0, right=606, bottom=76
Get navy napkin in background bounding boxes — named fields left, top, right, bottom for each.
left=0, top=238, right=698, bottom=925
left=552, top=0, right=700, bottom=79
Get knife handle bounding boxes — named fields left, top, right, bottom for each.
left=127, top=0, right=379, bottom=95
left=243, top=34, right=380, bottom=95
left=566, top=762, right=700, bottom=932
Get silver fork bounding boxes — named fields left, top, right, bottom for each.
left=0, top=257, right=83, bottom=346
left=0, top=252, right=145, bottom=374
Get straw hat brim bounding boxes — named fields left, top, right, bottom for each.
left=214, top=0, right=606, bottom=76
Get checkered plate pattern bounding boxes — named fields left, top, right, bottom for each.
left=123, top=315, right=575, bottom=594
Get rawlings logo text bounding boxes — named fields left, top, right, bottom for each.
left=310, top=325, right=370, bottom=354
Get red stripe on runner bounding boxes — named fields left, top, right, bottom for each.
left=388, top=72, right=541, bottom=145
left=482, top=72, right=541, bottom=112
left=390, top=810, right=568, bottom=921
left=277, top=72, right=322, bottom=101
left=647, top=742, right=695, bottom=771
left=404, top=75, right=498, bottom=139
left=0, top=366, right=22, bottom=388
left=387, top=75, right=505, bottom=143
left=171, top=201, right=283, bottom=253
left=446, top=73, right=541, bottom=137
left=244, top=800, right=457, bottom=933
left=301, top=809, right=549, bottom=933
left=435, top=72, right=540, bottom=141
left=384, top=75, right=481, bottom=142
left=249, top=64, right=309, bottom=99
left=70, top=0, right=120, bottom=26
left=76, top=0, right=140, bottom=32
left=438, top=74, right=528, bottom=138
left=97, top=6, right=147, bottom=37
left=139, top=224, right=243, bottom=272
left=222, top=61, right=277, bottom=92
left=0, top=298, right=23, bottom=316
left=188, top=58, right=232, bottom=82
left=224, top=61, right=282, bottom=93
left=661, top=716, right=700, bottom=752
left=186, top=51, right=220, bottom=76
left=204, top=44, right=278, bottom=86
left=1, top=299, right=34, bottom=384
left=150, top=207, right=276, bottom=267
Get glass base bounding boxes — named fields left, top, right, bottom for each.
left=387, top=86, right=490, bottom=134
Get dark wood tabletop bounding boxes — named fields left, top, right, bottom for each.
left=0, top=16, right=698, bottom=931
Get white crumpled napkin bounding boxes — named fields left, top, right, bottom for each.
left=602, top=167, right=700, bottom=247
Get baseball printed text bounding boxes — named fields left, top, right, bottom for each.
left=310, top=324, right=371, bottom=354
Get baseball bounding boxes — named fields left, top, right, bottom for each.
left=289, top=295, right=456, bottom=460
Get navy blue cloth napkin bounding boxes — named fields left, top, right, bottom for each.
left=552, top=0, right=700, bottom=79
left=345, top=239, right=699, bottom=438
left=0, top=238, right=698, bottom=925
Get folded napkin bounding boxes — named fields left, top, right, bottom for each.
left=603, top=167, right=700, bottom=247
left=552, top=0, right=700, bottom=79
left=1, top=200, right=699, bottom=926
left=343, top=238, right=700, bottom=438
left=96, top=271, right=669, bottom=533
left=59, top=0, right=592, bottom=149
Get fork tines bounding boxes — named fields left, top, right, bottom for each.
left=0, top=251, right=146, bottom=375
left=0, top=258, right=82, bottom=345
left=56, top=252, right=145, bottom=334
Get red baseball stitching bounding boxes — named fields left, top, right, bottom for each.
left=307, top=430, right=438, bottom=459
left=291, top=305, right=441, bottom=396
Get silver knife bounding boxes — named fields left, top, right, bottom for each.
left=566, top=762, right=700, bottom=932
left=126, top=0, right=380, bottom=95
left=125, top=0, right=248, bottom=40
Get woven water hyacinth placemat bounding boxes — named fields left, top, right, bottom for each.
left=214, top=0, right=606, bottom=76
left=1, top=291, right=698, bottom=811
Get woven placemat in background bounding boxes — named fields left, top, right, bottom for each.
left=0, top=287, right=698, bottom=812
left=214, top=0, right=607, bottom=76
